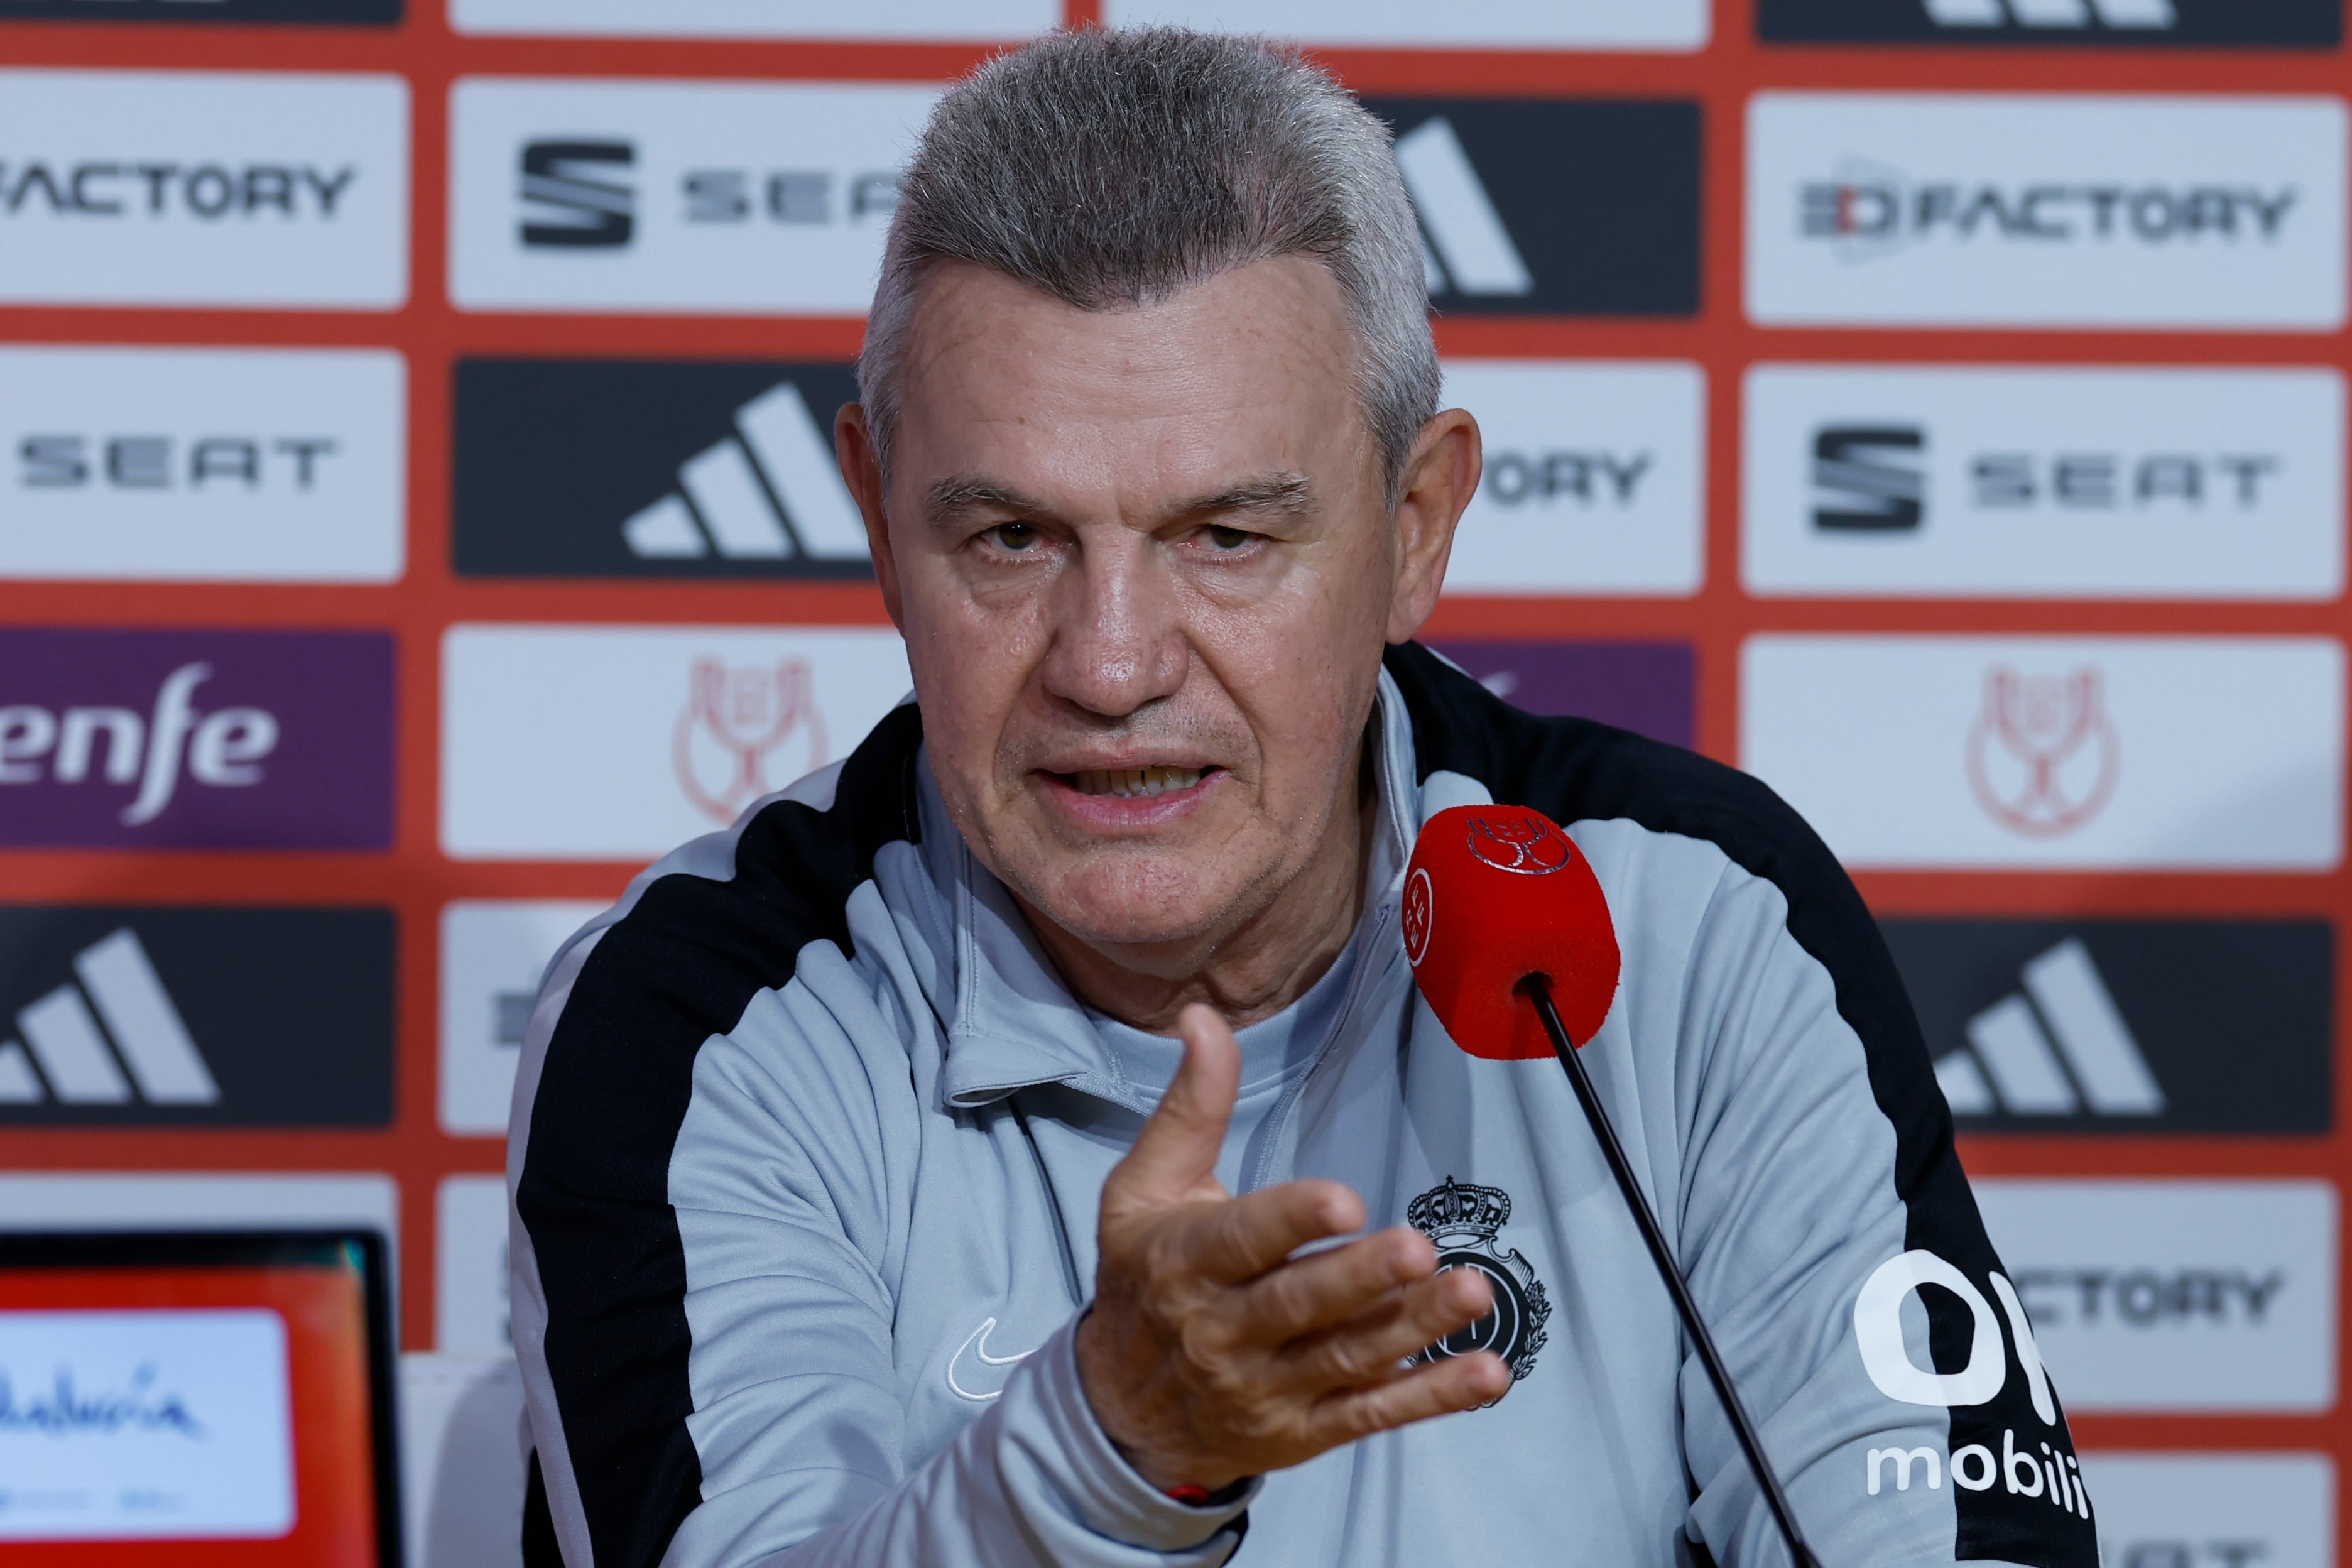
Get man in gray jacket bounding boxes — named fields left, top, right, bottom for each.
left=511, top=28, right=2097, bottom=1568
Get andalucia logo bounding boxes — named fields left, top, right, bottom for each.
left=1407, top=1175, right=1550, bottom=1397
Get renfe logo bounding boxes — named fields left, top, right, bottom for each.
left=0, top=905, right=393, bottom=1128
left=1883, top=918, right=2333, bottom=1134
left=1746, top=95, right=2347, bottom=329
left=1757, top=0, right=2339, bottom=45
left=1741, top=365, right=2344, bottom=601
left=0, top=71, right=408, bottom=310
left=449, top=79, right=939, bottom=316
left=1422, top=640, right=1694, bottom=749
left=0, top=629, right=392, bottom=849
left=1363, top=99, right=1700, bottom=318
left=452, top=359, right=868, bottom=579
left=1740, top=635, right=2343, bottom=870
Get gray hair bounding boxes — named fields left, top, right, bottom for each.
left=857, top=26, right=1439, bottom=506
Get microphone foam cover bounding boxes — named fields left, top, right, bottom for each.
left=1403, top=804, right=1621, bottom=1060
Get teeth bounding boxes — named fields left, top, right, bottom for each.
left=1070, top=765, right=1204, bottom=799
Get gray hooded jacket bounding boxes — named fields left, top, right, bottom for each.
left=509, top=643, right=2099, bottom=1568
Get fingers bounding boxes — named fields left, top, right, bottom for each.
left=1304, top=1351, right=1515, bottom=1451
left=1273, top=1263, right=1494, bottom=1391
left=1226, top=1226, right=1437, bottom=1344
left=1104, top=1003, right=1241, bottom=1212
left=1184, top=1178, right=1367, bottom=1286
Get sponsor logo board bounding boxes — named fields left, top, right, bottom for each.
left=449, top=79, right=938, bottom=316
left=1746, top=94, right=2347, bottom=329
left=453, top=359, right=867, bottom=579
left=1439, top=361, right=1704, bottom=596
left=435, top=1175, right=510, bottom=1355
left=1423, top=640, right=1694, bottom=749
left=0, top=70, right=407, bottom=310
left=1364, top=99, right=1701, bottom=317
left=1743, top=365, right=2344, bottom=599
left=1740, top=635, right=2342, bottom=869
left=0, top=346, right=405, bottom=584
left=0, top=906, right=393, bottom=1127
left=0, top=1173, right=396, bottom=1239
left=439, top=900, right=605, bottom=1136
left=1759, top=0, right=2339, bottom=45
left=0, top=628, right=394, bottom=851
left=2078, top=1453, right=2335, bottom=1568
left=1976, top=1179, right=2336, bottom=1412
left=1104, top=0, right=1708, bottom=48
left=442, top=624, right=910, bottom=860
left=0, top=0, right=400, bottom=19
left=0, top=1308, right=294, bottom=1542
left=1881, top=918, right=2331, bottom=1133
left=452, top=0, right=1048, bottom=36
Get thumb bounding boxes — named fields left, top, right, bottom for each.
left=1106, top=1003, right=1240, bottom=1212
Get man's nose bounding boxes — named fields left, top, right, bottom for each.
left=1038, top=529, right=1189, bottom=719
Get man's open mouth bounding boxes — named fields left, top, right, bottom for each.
left=1060, top=765, right=1209, bottom=799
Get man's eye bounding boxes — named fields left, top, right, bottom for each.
left=1203, top=525, right=1255, bottom=552
left=986, top=522, right=1039, bottom=552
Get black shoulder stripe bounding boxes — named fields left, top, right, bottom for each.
left=516, top=703, right=925, bottom=1568
left=1384, top=642, right=2095, bottom=1568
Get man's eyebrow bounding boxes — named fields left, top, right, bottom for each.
left=923, top=477, right=1056, bottom=523
left=1165, top=472, right=1317, bottom=523
left=920, top=471, right=1318, bottom=526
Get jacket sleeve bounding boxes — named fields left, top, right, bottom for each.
left=511, top=920, right=1254, bottom=1568
left=1659, top=812, right=2098, bottom=1568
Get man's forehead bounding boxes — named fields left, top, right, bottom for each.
left=890, top=258, right=1370, bottom=503
left=922, top=471, right=1319, bottom=527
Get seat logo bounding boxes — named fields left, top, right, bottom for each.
left=0, top=928, right=217, bottom=1108
left=1933, top=937, right=2164, bottom=1119
left=519, top=139, right=634, bottom=249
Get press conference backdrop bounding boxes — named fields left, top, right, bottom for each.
left=0, top=0, right=2344, bottom=1561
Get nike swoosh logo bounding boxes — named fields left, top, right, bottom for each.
left=946, top=1315, right=1036, bottom=1403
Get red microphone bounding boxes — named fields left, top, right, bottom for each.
left=1405, top=805, right=1822, bottom=1568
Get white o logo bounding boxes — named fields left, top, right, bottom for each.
left=1853, top=1250, right=2006, bottom=1408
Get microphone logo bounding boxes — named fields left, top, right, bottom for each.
left=1402, top=868, right=1435, bottom=967
left=1464, top=811, right=1574, bottom=875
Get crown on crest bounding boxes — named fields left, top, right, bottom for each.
left=1407, top=1176, right=1512, bottom=1241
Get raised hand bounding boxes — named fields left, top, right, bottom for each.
left=1073, top=1003, right=1512, bottom=1494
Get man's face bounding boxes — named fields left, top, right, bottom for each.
left=847, top=257, right=1457, bottom=956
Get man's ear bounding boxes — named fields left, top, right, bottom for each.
left=1385, top=407, right=1481, bottom=645
left=836, top=401, right=906, bottom=632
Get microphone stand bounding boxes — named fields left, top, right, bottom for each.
left=1518, top=975, right=1823, bottom=1568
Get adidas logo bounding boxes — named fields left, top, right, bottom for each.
left=1933, top=937, right=2164, bottom=1118
left=1393, top=117, right=1534, bottom=299
left=623, top=380, right=872, bottom=564
left=1923, top=0, right=2177, bottom=26
left=0, top=928, right=219, bottom=1107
